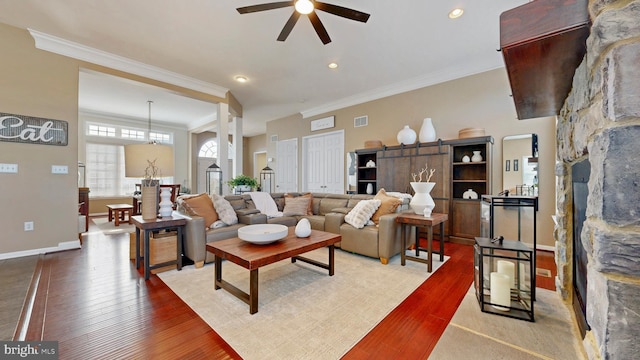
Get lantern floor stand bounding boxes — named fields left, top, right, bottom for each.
left=474, top=237, right=534, bottom=322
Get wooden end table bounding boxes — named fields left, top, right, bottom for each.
left=207, top=228, right=341, bottom=314
left=132, top=215, right=187, bottom=280
left=396, top=212, right=448, bottom=272
left=107, top=204, right=134, bottom=226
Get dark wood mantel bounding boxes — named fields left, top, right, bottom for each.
left=500, top=0, right=590, bottom=120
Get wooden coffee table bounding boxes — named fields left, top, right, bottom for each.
left=206, top=227, right=341, bottom=314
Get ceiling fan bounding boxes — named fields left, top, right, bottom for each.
left=237, top=0, right=370, bottom=45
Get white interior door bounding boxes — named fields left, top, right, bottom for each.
left=305, top=136, right=326, bottom=193
left=276, top=138, right=298, bottom=193
left=303, top=130, right=344, bottom=193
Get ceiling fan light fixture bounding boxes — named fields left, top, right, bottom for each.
left=448, top=8, right=464, bottom=19
left=295, top=0, right=314, bottom=15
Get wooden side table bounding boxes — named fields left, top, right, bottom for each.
left=106, top=204, right=133, bottom=226
left=396, top=212, right=448, bottom=272
left=132, top=215, right=187, bottom=280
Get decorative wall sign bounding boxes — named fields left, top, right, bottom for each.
left=0, top=112, right=68, bottom=146
left=311, top=116, right=335, bottom=131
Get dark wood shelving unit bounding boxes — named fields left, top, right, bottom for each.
left=354, top=136, right=493, bottom=244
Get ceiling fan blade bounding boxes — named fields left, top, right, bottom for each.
left=314, top=2, right=370, bottom=23
left=237, top=1, right=294, bottom=14
left=277, top=11, right=301, bottom=41
left=308, top=11, right=331, bottom=45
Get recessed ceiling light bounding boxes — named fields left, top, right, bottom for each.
left=448, top=8, right=464, bottom=19
left=235, top=75, right=248, bottom=83
left=328, top=62, right=338, bottom=69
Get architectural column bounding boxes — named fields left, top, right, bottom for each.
left=216, top=102, right=230, bottom=195
left=231, top=116, right=243, bottom=179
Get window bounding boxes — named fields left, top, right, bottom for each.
left=150, top=131, right=171, bottom=143
left=198, top=139, right=234, bottom=159
left=121, top=128, right=145, bottom=140
left=88, top=124, right=116, bottom=137
left=85, top=122, right=174, bottom=197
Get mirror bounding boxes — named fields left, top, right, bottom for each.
left=502, top=134, right=539, bottom=196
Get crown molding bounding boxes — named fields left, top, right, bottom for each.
left=29, top=29, right=228, bottom=98
left=300, top=61, right=506, bottom=119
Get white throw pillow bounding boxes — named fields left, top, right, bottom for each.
left=344, top=199, right=381, bottom=229
left=210, top=194, right=238, bottom=225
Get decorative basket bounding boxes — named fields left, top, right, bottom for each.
left=364, top=140, right=383, bottom=149
left=458, top=128, right=486, bottom=139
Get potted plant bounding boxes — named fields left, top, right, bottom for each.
left=227, top=174, right=258, bottom=193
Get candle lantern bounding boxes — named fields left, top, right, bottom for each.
left=474, top=237, right=534, bottom=321
left=260, top=166, right=275, bottom=193
left=206, top=162, right=223, bottom=195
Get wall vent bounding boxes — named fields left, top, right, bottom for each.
left=354, top=115, right=368, bottom=128
left=271, top=134, right=278, bottom=142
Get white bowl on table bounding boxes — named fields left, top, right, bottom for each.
left=238, top=224, right=289, bottom=244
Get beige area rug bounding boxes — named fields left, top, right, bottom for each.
left=159, top=248, right=448, bottom=360
left=429, top=286, right=585, bottom=360
left=92, top=217, right=135, bottom=235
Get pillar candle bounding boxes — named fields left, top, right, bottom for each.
left=519, top=263, right=528, bottom=290
left=497, top=260, right=515, bottom=288
left=490, top=272, right=511, bottom=311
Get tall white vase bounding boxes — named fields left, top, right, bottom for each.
left=410, top=182, right=436, bottom=216
left=397, top=125, right=416, bottom=145
left=419, top=117, right=436, bottom=143
left=366, top=183, right=374, bottom=195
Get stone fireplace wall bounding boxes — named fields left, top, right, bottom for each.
left=555, top=0, right=640, bottom=358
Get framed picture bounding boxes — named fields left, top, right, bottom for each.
left=514, top=159, right=519, bottom=171
left=505, top=160, right=510, bottom=172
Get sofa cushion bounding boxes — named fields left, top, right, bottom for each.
left=181, top=193, right=218, bottom=228
left=319, top=197, right=350, bottom=216
left=344, top=199, right=381, bottom=229
left=211, top=194, right=238, bottom=225
left=285, top=193, right=313, bottom=215
left=371, top=189, right=403, bottom=224
left=283, top=196, right=311, bottom=216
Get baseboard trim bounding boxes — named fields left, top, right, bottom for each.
left=0, top=240, right=81, bottom=260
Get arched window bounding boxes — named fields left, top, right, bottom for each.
left=199, top=139, right=234, bottom=159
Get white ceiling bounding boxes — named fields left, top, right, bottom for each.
left=0, top=0, right=527, bottom=137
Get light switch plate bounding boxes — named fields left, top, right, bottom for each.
left=51, top=165, right=68, bottom=174
left=0, top=163, right=18, bottom=173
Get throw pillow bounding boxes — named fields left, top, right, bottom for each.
left=284, top=193, right=314, bottom=215
left=283, top=196, right=311, bottom=216
left=344, top=199, right=381, bottom=229
left=181, top=193, right=218, bottom=228
left=371, top=188, right=403, bottom=224
left=211, top=194, right=238, bottom=225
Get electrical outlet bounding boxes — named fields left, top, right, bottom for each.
left=51, top=165, right=68, bottom=174
left=24, top=221, right=34, bottom=231
left=0, top=163, right=18, bottom=173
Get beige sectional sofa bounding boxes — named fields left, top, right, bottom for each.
left=176, top=192, right=412, bottom=268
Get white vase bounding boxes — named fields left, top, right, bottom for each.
left=410, top=182, right=436, bottom=216
left=397, top=125, right=416, bottom=145
left=295, top=218, right=312, bottom=237
left=471, top=151, right=483, bottom=162
left=462, top=155, right=471, bottom=163
left=158, top=187, right=174, bottom=217
left=419, top=117, right=436, bottom=143
left=366, top=183, right=373, bottom=195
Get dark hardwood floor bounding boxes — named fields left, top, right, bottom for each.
left=20, top=218, right=556, bottom=359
